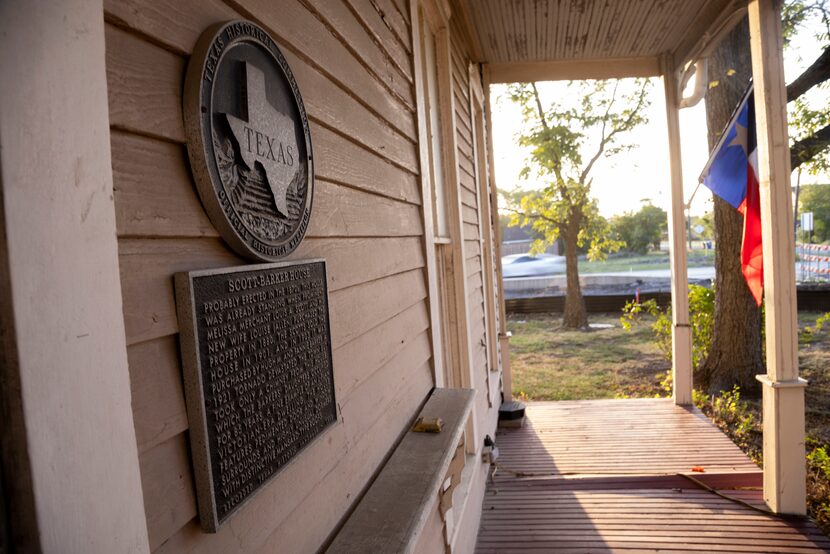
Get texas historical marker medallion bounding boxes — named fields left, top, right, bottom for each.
left=184, top=21, right=313, bottom=261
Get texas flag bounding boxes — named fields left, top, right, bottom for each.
left=700, top=86, right=763, bottom=306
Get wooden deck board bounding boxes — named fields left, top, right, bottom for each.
left=476, top=399, right=829, bottom=552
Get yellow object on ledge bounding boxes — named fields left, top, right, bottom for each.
left=412, top=417, right=444, bottom=433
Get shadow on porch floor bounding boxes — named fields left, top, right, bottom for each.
left=476, top=398, right=830, bottom=553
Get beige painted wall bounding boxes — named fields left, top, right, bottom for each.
left=0, top=0, right=503, bottom=550
left=0, top=1, right=150, bottom=551
left=106, top=0, right=433, bottom=550
left=101, top=0, right=502, bottom=550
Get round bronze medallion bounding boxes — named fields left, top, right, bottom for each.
left=184, top=20, right=313, bottom=261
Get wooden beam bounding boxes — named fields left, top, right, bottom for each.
left=411, top=1, right=446, bottom=387
left=660, top=56, right=693, bottom=406
left=434, top=24, right=477, bottom=436
left=0, top=1, right=150, bottom=550
left=482, top=65, right=513, bottom=401
left=748, top=0, right=807, bottom=516
left=469, top=62, right=498, bottom=406
left=486, top=57, right=660, bottom=84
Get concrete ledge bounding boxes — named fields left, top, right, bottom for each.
left=326, top=388, right=475, bottom=553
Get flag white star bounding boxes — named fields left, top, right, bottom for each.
left=728, top=121, right=748, bottom=156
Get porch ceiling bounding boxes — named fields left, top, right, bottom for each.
left=458, top=0, right=744, bottom=83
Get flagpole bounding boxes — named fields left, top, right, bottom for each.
left=685, top=179, right=704, bottom=250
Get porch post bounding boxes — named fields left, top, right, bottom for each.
left=660, top=56, right=693, bottom=406
left=748, top=0, right=807, bottom=514
left=0, top=1, right=151, bottom=549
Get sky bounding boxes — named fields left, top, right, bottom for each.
left=490, top=17, right=828, bottom=219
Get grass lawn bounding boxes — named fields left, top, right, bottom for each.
left=508, top=312, right=669, bottom=401
left=799, top=312, right=830, bottom=444
left=508, top=310, right=830, bottom=408
left=578, top=250, right=715, bottom=274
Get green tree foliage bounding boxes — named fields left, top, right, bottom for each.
left=691, top=212, right=715, bottom=241
left=610, top=202, right=667, bottom=254
left=782, top=0, right=830, bottom=173
left=799, top=184, right=830, bottom=242
left=504, top=79, right=650, bottom=328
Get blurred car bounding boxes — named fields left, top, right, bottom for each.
left=502, top=253, right=566, bottom=278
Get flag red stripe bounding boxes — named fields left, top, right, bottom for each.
left=741, top=162, right=763, bottom=306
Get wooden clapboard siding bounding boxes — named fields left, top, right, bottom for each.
left=343, top=0, right=413, bottom=78
left=460, top=186, right=477, bottom=209
left=469, top=304, right=486, bottom=343
left=105, top=25, right=186, bottom=142
left=103, top=0, right=450, bottom=551
left=119, top=237, right=428, bottom=348
left=466, top=254, right=484, bottom=279
left=140, top=433, right=198, bottom=549
left=129, top=336, right=189, bottom=454
left=238, top=0, right=417, bottom=139
left=104, top=0, right=237, bottom=56
left=105, top=30, right=420, bottom=199
left=333, top=301, right=431, bottom=400
left=464, top=222, right=480, bottom=242
left=112, top=134, right=422, bottom=239
left=257, top=360, right=434, bottom=552
left=152, top=350, right=434, bottom=553
left=461, top=203, right=478, bottom=225
left=303, top=0, right=414, bottom=108
left=119, top=238, right=242, bottom=345
left=465, top=239, right=482, bottom=260
left=467, top=271, right=484, bottom=298
left=130, top=298, right=431, bottom=458
left=137, top=301, right=433, bottom=551
left=466, top=260, right=483, bottom=285
left=111, top=132, right=217, bottom=238
left=105, top=8, right=420, bottom=169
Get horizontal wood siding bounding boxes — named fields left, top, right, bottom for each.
left=104, top=0, right=437, bottom=551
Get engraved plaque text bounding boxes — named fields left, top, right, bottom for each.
left=175, top=260, right=336, bottom=531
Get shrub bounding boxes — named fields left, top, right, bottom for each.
left=620, top=284, right=715, bottom=370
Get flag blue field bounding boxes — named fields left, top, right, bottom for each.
left=700, top=86, right=763, bottom=305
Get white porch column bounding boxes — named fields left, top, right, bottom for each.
left=660, top=57, right=693, bottom=406
left=0, top=1, right=151, bottom=550
left=748, top=0, right=807, bottom=515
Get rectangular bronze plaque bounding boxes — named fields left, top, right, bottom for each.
left=175, top=259, right=336, bottom=532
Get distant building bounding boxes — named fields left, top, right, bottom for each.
left=501, top=223, right=561, bottom=255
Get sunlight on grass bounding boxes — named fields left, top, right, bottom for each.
left=508, top=313, right=670, bottom=400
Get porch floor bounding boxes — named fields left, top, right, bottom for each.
left=476, top=399, right=830, bottom=553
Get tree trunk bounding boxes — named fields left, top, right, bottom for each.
left=697, top=17, right=764, bottom=395
left=562, top=219, right=588, bottom=329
